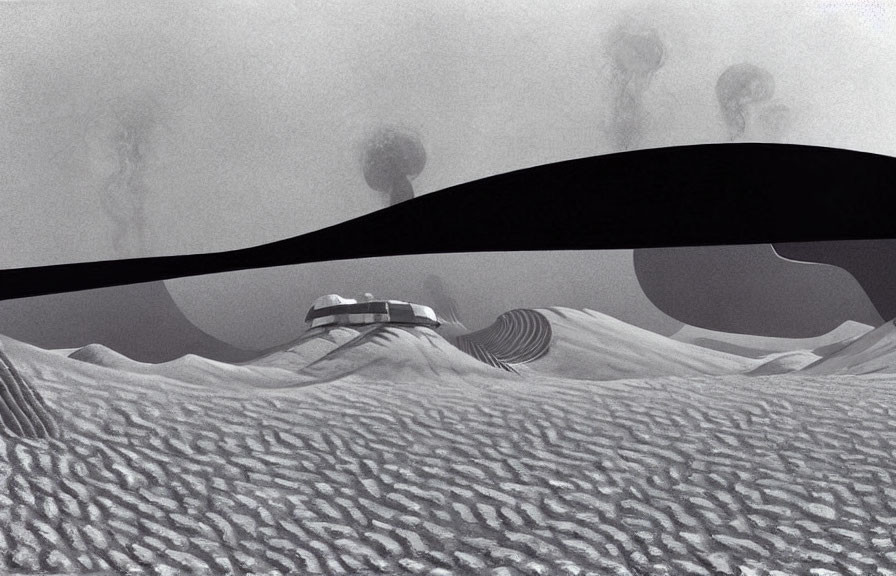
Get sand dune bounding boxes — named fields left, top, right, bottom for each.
left=71, top=327, right=390, bottom=386
left=803, top=319, right=896, bottom=375
left=66, top=323, right=513, bottom=387
left=65, top=307, right=863, bottom=386
left=525, top=307, right=758, bottom=380
left=251, top=325, right=373, bottom=370
left=153, top=355, right=301, bottom=388
left=451, top=308, right=873, bottom=380
left=252, top=308, right=771, bottom=383
left=746, top=350, right=822, bottom=375
left=4, top=315, right=896, bottom=573
left=295, top=325, right=513, bottom=383
left=3, top=335, right=896, bottom=574
left=673, top=320, right=872, bottom=358
left=67, top=342, right=298, bottom=389
left=0, top=281, right=255, bottom=363
left=69, top=343, right=151, bottom=371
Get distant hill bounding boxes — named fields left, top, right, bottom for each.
left=62, top=322, right=511, bottom=387
left=672, top=321, right=872, bottom=358
left=746, top=351, right=822, bottom=376
left=15, top=305, right=896, bottom=388
left=0, top=281, right=255, bottom=363
left=803, top=319, right=896, bottom=375
left=68, top=342, right=298, bottom=388
left=293, top=325, right=513, bottom=384
left=524, top=308, right=757, bottom=381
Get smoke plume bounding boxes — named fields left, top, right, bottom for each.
left=96, top=106, right=155, bottom=256
left=605, top=25, right=665, bottom=150
left=424, top=274, right=463, bottom=325
left=715, top=63, right=776, bottom=140
left=360, top=126, right=427, bottom=205
left=757, top=102, right=793, bottom=142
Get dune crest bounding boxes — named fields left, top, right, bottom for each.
left=747, top=350, right=822, bottom=375
left=673, top=320, right=873, bottom=358
left=525, top=307, right=758, bottom=380
left=803, top=318, right=896, bottom=375
left=296, top=325, right=515, bottom=383
left=39, top=307, right=896, bottom=387
left=63, top=322, right=513, bottom=388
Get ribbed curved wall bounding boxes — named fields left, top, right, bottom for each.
left=455, top=309, right=552, bottom=372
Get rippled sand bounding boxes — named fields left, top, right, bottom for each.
left=2, top=359, right=896, bottom=575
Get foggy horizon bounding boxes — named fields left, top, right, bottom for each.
left=0, top=0, right=894, bottom=268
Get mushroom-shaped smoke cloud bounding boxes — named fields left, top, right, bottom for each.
left=715, top=63, right=776, bottom=140
left=360, top=126, right=427, bottom=206
left=606, top=25, right=665, bottom=151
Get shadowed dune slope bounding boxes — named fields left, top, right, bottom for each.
left=804, top=319, right=896, bottom=375
left=63, top=307, right=852, bottom=386
left=526, top=307, right=758, bottom=380
left=673, top=320, right=873, bottom=358
left=296, top=325, right=515, bottom=383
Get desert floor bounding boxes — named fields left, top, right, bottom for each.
left=2, top=357, right=896, bottom=576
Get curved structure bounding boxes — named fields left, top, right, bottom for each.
left=455, top=309, right=553, bottom=373
left=305, top=294, right=439, bottom=329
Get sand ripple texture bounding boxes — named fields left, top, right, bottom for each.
left=0, top=347, right=59, bottom=440
left=3, top=355, right=896, bottom=575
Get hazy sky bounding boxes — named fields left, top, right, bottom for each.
left=3, top=0, right=896, bottom=348
left=1, top=0, right=895, bottom=266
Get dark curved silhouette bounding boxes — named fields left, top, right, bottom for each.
left=633, top=244, right=883, bottom=338
left=774, top=240, right=896, bottom=322
left=2, top=144, right=896, bottom=301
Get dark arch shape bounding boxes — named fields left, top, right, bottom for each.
left=773, top=240, right=896, bottom=321
left=2, top=143, right=896, bottom=300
